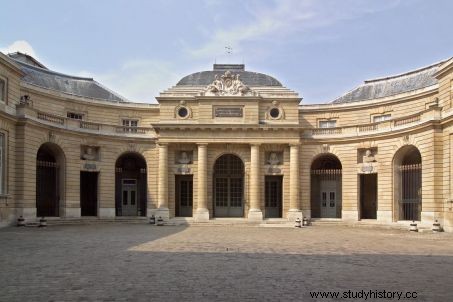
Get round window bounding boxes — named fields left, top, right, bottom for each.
left=269, top=107, right=280, bottom=119
left=177, top=107, right=189, bottom=118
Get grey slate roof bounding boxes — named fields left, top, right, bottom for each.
left=331, top=62, right=442, bottom=104
left=10, top=56, right=128, bottom=103
left=177, top=64, right=282, bottom=87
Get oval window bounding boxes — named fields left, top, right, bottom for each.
left=269, top=108, right=280, bottom=119
left=178, top=107, right=188, bottom=118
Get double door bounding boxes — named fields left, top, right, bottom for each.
left=81, top=172, right=98, bottom=216
left=360, top=174, right=377, bottom=219
left=214, top=177, right=243, bottom=217
left=122, top=179, right=137, bottom=216
left=320, top=180, right=338, bottom=218
left=175, top=176, right=193, bottom=217
left=265, top=176, right=282, bottom=218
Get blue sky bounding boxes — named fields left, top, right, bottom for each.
left=1, top=0, right=452, bottom=104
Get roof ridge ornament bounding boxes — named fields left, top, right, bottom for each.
left=203, top=70, right=256, bottom=96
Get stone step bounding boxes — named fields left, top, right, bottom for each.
left=310, top=220, right=434, bottom=232
left=39, top=218, right=149, bottom=226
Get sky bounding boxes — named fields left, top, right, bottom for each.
left=1, top=0, right=452, bottom=104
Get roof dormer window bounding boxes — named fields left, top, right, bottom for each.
left=67, top=112, right=84, bottom=120
left=319, top=120, right=337, bottom=128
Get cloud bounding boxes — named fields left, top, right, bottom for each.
left=0, top=40, right=38, bottom=58
left=188, top=0, right=400, bottom=59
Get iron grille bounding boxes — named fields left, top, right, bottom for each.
left=398, top=163, right=421, bottom=220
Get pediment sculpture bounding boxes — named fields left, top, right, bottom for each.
left=204, top=71, right=253, bottom=96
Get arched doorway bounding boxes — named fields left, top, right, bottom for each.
left=36, top=143, right=65, bottom=217
left=115, top=153, right=147, bottom=216
left=394, top=145, right=422, bottom=221
left=213, top=154, right=244, bottom=217
left=310, top=154, right=342, bottom=218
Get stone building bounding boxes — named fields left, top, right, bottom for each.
left=1, top=51, right=453, bottom=231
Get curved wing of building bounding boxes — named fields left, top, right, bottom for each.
left=1, top=51, right=453, bottom=232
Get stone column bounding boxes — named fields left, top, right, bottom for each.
left=156, top=143, right=169, bottom=220
left=248, top=143, right=263, bottom=221
left=287, top=144, right=302, bottom=221
left=194, top=143, right=209, bottom=222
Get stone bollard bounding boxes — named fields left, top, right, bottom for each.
left=432, top=220, right=442, bottom=232
left=17, top=216, right=25, bottom=227
left=39, top=217, right=47, bottom=227
left=294, top=218, right=301, bottom=228
left=409, top=221, right=418, bottom=232
left=149, top=215, right=156, bottom=225
left=156, top=216, right=164, bottom=226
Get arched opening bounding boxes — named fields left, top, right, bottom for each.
left=393, top=145, right=422, bottom=221
left=213, top=154, right=244, bottom=217
left=310, top=154, right=342, bottom=218
left=36, top=143, right=65, bottom=217
left=115, top=153, right=147, bottom=216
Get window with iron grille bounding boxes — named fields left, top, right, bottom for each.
left=67, top=112, right=84, bottom=120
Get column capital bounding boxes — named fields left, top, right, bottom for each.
left=289, top=143, right=300, bottom=148
left=250, top=143, right=261, bottom=147
left=157, top=142, right=169, bottom=147
left=197, top=143, right=208, bottom=147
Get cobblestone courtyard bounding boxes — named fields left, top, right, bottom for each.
left=0, top=224, right=452, bottom=302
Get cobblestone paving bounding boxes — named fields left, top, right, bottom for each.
left=0, top=224, right=452, bottom=302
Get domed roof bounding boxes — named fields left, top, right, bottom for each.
left=176, top=64, right=282, bottom=87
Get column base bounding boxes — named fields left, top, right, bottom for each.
left=302, top=209, right=311, bottom=219
left=99, top=208, right=115, bottom=218
left=287, top=209, right=303, bottom=222
left=248, top=209, right=263, bottom=222
left=194, top=208, right=210, bottom=222
left=377, top=210, right=392, bottom=223
left=155, top=208, right=170, bottom=221
left=342, top=210, right=359, bottom=221
left=420, top=211, right=443, bottom=227
left=15, top=207, right=37, bottom=220
left=147, top=208, right=157, bottom=218
left=64, top=207, right=81, bottom=218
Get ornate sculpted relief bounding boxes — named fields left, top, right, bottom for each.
left=358, top=148, right=377, bottom=174
left=265, top=151, right=283, bottom=174
left=81, top=145, right=100, bottom=161
left=175, top=150, right=193, bottom=174
left=177, top=151, right=192, bottom=164
left=203, top=71, right=254, bottom=96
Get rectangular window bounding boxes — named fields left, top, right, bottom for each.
left=122, top=119, right=138, bottom=133
left=67, top=112, right=84, bottom=120
left=0, top=133, right=4, bottom=194
left=319, top=120, right=337, bottom=128
left=373, top=114, right=391, bottom=123
left=0, top=79, right=5, bottom=103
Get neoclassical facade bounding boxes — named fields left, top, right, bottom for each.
left=1, top=52, right=453, bottom=231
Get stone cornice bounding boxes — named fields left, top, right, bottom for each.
left=434, top=57, right=453, bottom=79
